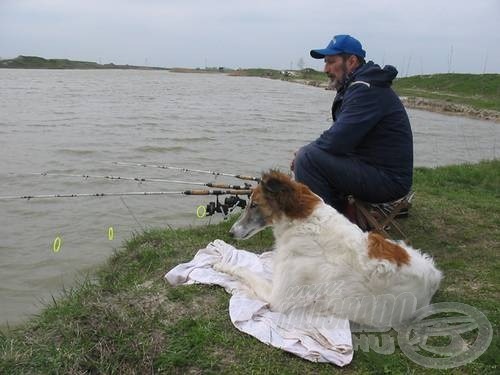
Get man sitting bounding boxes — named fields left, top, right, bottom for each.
left=292, top=34, right=413, bottom=214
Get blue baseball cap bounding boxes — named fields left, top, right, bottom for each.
left=310, top=34, right=366, bottom=59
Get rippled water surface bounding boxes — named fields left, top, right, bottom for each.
left=0, top=69, right=498, bottom=325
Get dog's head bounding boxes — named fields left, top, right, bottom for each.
left=229, top=170, right=321, bottom=239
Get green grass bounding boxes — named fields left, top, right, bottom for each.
left=1, top=160, right=499, bottom=374
left=392, top=74, right=500, bottom=112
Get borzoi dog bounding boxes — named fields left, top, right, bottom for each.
left=216, top=170, right=442, bottom=328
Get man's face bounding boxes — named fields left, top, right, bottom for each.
left=324, top=55, right=356, bottom=90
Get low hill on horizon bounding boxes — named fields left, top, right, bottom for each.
left=0, top=55, right=168, bottom=70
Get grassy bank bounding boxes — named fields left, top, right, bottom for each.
left=392, top=74, right=500, bottom=112
left=1, top=160, right=499, bottom=374
left=0, top=55, right=168, bottom=70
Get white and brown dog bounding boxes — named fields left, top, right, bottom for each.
left=216, top=170, right=442, bottom=328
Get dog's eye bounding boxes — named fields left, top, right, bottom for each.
left=250, top=202, right=258, bottom=209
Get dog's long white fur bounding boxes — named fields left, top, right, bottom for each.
left=219, top=195, right=442, bottom=328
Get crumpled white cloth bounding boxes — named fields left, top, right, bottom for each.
left=165, top=239, right=353, bottom=366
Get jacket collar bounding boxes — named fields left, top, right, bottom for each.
left=337, top=62, right=366, bottom=93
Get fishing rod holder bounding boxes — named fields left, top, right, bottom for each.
left=205, top=195, right=247, bottom=218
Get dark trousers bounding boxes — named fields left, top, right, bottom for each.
left=294, top=143, right=410, bottom=212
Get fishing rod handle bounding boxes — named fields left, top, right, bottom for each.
left=207, top=183, right=253, bottom=189
left=184, top=189, right=252, bottom=196
left=235, top=175, right=261, bottom=182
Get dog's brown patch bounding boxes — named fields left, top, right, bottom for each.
left=255, top=170, right=320, bottom=221
left=367, top=232, right=410, bottom=266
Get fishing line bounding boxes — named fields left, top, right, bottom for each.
left=3, top=172, right=253, bottom=190
left=119, top=196, right=145, bottom=231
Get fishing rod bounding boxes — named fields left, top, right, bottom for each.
left=101, top=160, right=261, bottom=182
left=1, top=162, right=259, bottom=218
left=0, top=189, right=252, bottom=201
left=17, top=172, right=253, bottom=190
left=0, top=189, right=252, bottom=218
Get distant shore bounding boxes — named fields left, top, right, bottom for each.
left=0, top=55, right=169, bottom=70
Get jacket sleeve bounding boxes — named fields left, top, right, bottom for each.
left=313, top=84, right=383, bottom=155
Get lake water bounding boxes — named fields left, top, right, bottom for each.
left=0, top=69, right=498, bottom=326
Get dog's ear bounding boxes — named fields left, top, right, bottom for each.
left=260, top=169, right=320, bottom=219
left=261, top=176, right=288, bottom=194
left=260, top=170, right=292, bottom=195
left=260, top=170, right=296, bottom=214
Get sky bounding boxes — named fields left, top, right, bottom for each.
left=1, top=0, right=499, bottom=75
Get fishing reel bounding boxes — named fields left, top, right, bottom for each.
left=205, top=195, right=247, bottom=218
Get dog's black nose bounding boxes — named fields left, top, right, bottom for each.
left=228, top=230, right=234, bottom=238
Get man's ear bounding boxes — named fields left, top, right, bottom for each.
left=347, top=54, right=360, bottom=71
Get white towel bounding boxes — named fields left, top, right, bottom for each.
left=165, top=239, right=353, bottom=366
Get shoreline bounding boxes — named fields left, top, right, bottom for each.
left=399, top=96, right=500, bottom=123
left=260, top=75, right=500, bottom=123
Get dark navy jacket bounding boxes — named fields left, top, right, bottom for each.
left=314, top=61, right=413, bottom=190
